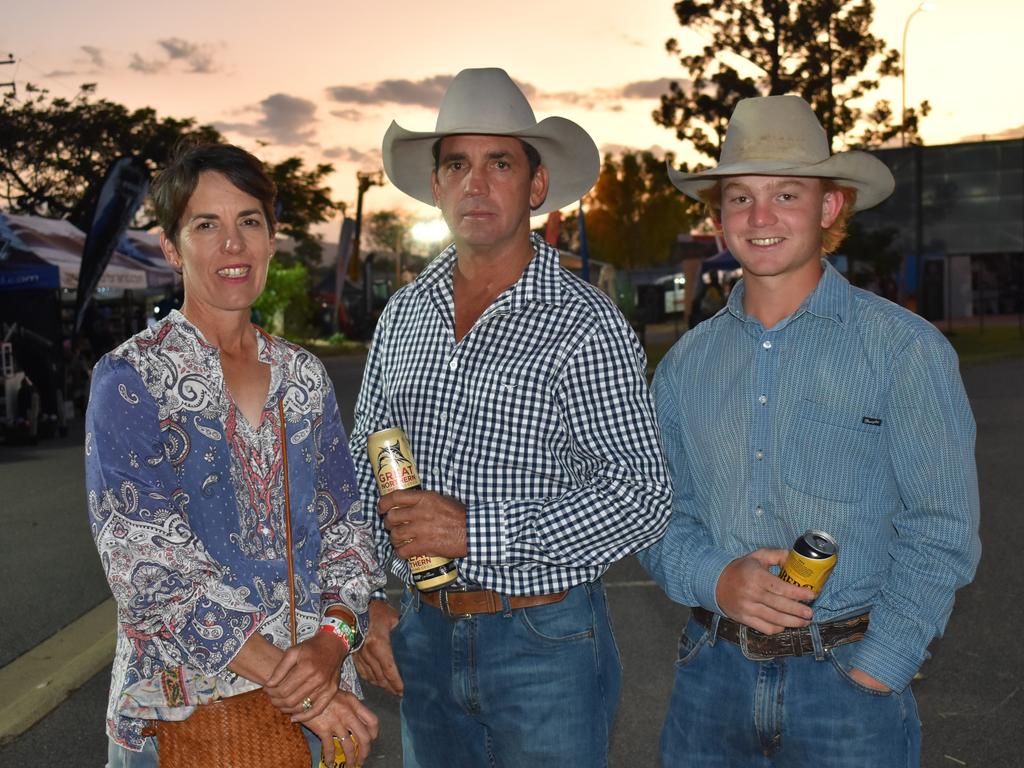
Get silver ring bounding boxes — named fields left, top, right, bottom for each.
left=302, top=697, right=313, bottom=711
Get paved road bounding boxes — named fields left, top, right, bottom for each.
left=1, top=352, right=1021, bottom=767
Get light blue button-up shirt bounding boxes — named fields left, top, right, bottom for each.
left=638, top=262, right=980, bottom=692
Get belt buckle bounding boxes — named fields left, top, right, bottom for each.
left=439, top=586, right=473, bottom=620
left=738, top=625, right=775, bottom=661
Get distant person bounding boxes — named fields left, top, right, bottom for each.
left=349, top=68, right=672, bottom=767
left=86, top=143, right=384, bottom=767
left=639, top=95, right=980, bottom=766
left=13, top=375, right=38, bottom=443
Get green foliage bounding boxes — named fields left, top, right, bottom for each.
left=583, top=151, right=698, bottom=269
left=0, top=84, right=342, bottom=263
left=656, top=0, right=930, bottom=159
left=947, top=326, right=1024, bottom=366
left=252, top=260, right=313, bottom=338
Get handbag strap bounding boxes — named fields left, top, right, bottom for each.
left=277, top=398, right=298, bottom=648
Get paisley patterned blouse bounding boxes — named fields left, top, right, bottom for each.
left=85, top=310, right=384, bottom=750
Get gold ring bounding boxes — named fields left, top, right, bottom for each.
left=302, top=697, right=313, bottom=711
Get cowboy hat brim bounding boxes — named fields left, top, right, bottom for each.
left=667, top=150, right=895, bottom=211
left=382, top=116, right=600, bottom=216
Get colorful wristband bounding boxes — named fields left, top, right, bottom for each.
left=319, top=616, right=357, bottom=652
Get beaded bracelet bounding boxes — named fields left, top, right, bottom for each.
left=319, top=616, right=357, bottom=652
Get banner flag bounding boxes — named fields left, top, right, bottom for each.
left=74, top=156, right=150, bottom=337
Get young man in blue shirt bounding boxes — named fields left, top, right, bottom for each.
left=639, top=95, right=980, bottom=766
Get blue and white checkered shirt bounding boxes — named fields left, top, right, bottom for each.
left=637, top=261, right=980, bottom=692
left=351, top=235, right=672, bottom=596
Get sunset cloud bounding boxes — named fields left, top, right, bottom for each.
left=621, top=78, right=681, bottom=99
left=324, top=73, right=682, bottom=115
left=129, top=37, right=220, bottom=75
left=323, top=146, right=381, bottom=167
left=217, top=93, right=318, bottom=146
left=330, top=108, right=364, bottom=121
left=326, top=75, right=453, bottom=108
left=129, top=53, right=165, bottom=74
left=80, top=45, right=106, bottom=68
left=158, top=38, right=218, bottom=74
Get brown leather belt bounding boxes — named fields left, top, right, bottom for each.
left=692, top=606, right=869, bottom=660
left=421, top=587, right=569, bottom=618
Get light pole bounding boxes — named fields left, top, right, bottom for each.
left=901, top=1, right=936, bottom=147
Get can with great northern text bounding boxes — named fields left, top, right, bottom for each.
left=367, top=427, right=458, bottom=592
left=778, top=529, right=838, bottom=598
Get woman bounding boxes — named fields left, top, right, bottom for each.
left=85, top=143, right=383, bottom=767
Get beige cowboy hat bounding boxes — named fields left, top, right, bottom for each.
left=381, top=68, right=599, bottom=215
left=667, top=95, right=895, bottom=211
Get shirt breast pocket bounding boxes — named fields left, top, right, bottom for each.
left=783, top=399, right=882, bottom=503
left=473, top=375, right=555, bottom=467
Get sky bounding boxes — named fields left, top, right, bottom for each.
left=3, top=0, right=1022, bottom=237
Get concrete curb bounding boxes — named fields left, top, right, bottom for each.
left=0, top=599, right=115, bottom=744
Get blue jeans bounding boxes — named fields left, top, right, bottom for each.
left=660, top=617, right=921, bottom=767
left=391, top=581, right=622, bottom=767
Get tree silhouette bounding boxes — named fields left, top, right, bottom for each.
left=584, top=151, right=698, bottom=269
left=0, top=83, right=341, bottom=265
left=655, top=0, right=930, bottom=160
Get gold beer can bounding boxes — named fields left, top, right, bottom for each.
left=778, top=529, right=838, bottom=598
left=367, top=427, right=458, bottom=592
left=319, top=735, right=351, bottom=766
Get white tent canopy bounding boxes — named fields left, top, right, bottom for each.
left=0, top=213, right=176, bottom=292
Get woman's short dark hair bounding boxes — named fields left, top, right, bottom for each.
left=151, top=143, right=277, bottom=244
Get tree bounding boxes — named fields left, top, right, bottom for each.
left=583, top=151, right=698, bottom=269
left=655, top=0, right=930, bottom=160
left=268, top=157, right=344, bottom=265
left=252, top=260, right=313, bottom=338
left=367, top=210, right=412, bottom=256
left=0, top=83, right=342, bottom=265
left=366, top=209, right=416, bottom=284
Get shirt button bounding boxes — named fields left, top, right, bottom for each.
left=755, top=450, right=764, bottom=461
left=758, top=394, right=768, bottom=405
left=755, top=505, right=764, bottom=516
left=762, top=340, right=772, bottom=350
left=448, top=359, right=458, bottom=370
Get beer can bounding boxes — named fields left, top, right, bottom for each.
left=319, top=735, right=349, bottom=766
left=778, top=529, right=838, bottom=598
left=367, top=427, right=458, bottom=592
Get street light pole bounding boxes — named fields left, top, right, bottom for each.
left=901, top=2, right=936, bottom=147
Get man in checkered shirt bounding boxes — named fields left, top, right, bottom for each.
left=348, top=68, right=672, bottom=767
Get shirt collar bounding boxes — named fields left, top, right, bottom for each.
left=726, top=259, right=851, bottom=328
left=411, top=232, right=563, bottom=308
left=164, top=308, right=280, bottom=365
left=804, top=260, right=851, bottom=325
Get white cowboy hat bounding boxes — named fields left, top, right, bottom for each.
left=381, top=68, right=599, bottom=215
left=667, top=95, right=895, bottom=211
